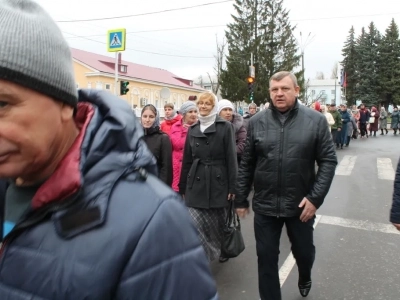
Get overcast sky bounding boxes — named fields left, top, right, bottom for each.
left=35, top=0, right=400, bottom=82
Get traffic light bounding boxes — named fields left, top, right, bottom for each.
left=246, top=76, right=255, bottom=102
left=120, top=81, right=130, bottom=95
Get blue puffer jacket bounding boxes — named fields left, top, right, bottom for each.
left=0, top=90, right=218, bottom=300
left=390, top=158, right=400, bottom=223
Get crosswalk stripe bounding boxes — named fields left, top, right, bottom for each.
left=377, top=158, right=395, bottom=181
left=335, top=155, right=357, bottom=176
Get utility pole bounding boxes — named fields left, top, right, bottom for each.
left=115, top=52, right=118, bottom=96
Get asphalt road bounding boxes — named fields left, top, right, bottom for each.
left=212, top=130, right=400, bottom=300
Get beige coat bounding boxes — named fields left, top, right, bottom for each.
left=323, top=112, right=335, bottom=132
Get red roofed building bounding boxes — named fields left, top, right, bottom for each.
left=71, top=48, right=203, bottom=114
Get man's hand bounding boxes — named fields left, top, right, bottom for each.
left=236, top=208, right=249, bottom=218
left=228, top=193, right=235, bottom=200
left=299, top=198, right=316, bottom=222
left=392, top=223, right=400, bottom=231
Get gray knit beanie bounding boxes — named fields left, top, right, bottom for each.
left=0, top=0, right=78, bottom=107
left=179, top=101, right=197, bottom=116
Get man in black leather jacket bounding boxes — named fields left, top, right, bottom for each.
left=235, top=71, right=337, bottom=300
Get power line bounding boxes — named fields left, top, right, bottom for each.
left=62, top=31, right=214, bottom=58
left=62, top=11, right=400, bottom=39
left=56, top=0, right=233, bottom=23
left=292, top=12, right=400, bottom=22
left=64, top=24, right=227, bottom=39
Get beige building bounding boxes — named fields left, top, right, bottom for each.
left=71, top=48, right=204, bottom=117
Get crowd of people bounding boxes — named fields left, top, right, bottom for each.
left=310, top=102, right=400, bottom=150
left=2, top=1, right=399, bottom=300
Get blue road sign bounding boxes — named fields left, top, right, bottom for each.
left=107, top=28, right=126, bottom=52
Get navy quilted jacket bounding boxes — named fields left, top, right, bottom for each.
left=390, top=158, right=400, bottom=223
left=0, top=90, right=218, bottom=300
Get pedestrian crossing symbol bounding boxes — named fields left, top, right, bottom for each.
left=107, top=28, right=126, bottom=52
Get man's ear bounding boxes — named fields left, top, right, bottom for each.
left=60, top=102, right=75, bottom=122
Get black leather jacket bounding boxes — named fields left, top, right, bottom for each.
left=236, top=101, right=337, bottom=217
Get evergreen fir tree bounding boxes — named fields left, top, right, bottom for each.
left=378, top=19, right=400, bottom=107
left=354, top=23, right=381, bottom=107
left=341, top=26, right=358, bottom=106
left=220, top=0, right=301, bottom=105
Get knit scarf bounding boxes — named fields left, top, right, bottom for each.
left=198, top=112, right=217, bottom=132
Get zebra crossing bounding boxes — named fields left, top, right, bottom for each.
left=335, top=154, right=397, bottom=180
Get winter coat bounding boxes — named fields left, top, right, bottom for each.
left=339, top=110, right=351, bottom=143
left=391, top=111, right=400, bottom=129
left=0, top=90, right=217, bottom=300
left=359, top=108, right=371, bottom=124
left=330, top=109, right=343, bottom=130
left=235, top=101, right=337, bottom=217
left=379, top=109, right=388, bottom=129
left=347, top=115, right=358, bottom=137
left=323, top=112, right=335, bottom=132
left=161, top=114, right=182, bottom=135
left=0, top=180, right=7, bottom=237
left=243, top=112, right=256, bottom=131
left=369, top=109, right=380, bottom=132
left=179, top=116, right=238, bottom=209
left=143, top=127, right=173, bottom=186
left=390, top=158, right=400, bottom=223
left=170, top=120, right=190, bottom=192
left=230, top=113, right=247, bottom=160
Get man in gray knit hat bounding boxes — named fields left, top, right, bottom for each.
left=0, top=1, right=217, bottom=299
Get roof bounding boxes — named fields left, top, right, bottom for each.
left=70, top=48, right=203, bottom=91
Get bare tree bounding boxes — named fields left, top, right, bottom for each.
left=330, top=61, right=339, bottom=79
left=207, top=35, right=226, bottom=95
left=194, top=75, right=204, bottom=87
left=315, top=72, right=325, bottom=80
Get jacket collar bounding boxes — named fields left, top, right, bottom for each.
left=32, top=89, right=157, bottom=239
left=190, top=116, right=225, bottom=137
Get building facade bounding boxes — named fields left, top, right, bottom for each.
left=72, top=48, right=204, bottom=117
left=307, top=79, right=344, bottom=106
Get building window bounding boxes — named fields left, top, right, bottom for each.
left=96, top=82, right=103, bottom=90
left=87, top=82, right=92, bottom=89
left=105, top=84, right=111, bottom=90
left=140, top=98, right=147, bottom=106
left=311, top=90, right=315, bottom=96
left=120, top=65, right=127, bottom=73
left=331, top=90, right=335, bottom=95
left=204, top=85, right=212, bottom=91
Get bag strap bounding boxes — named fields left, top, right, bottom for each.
left=225, top=200, right=241, bottom=229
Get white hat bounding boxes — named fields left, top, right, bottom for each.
left=217, top=99, right=234, bottom=114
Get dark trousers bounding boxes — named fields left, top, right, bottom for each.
left=360, top=122, right=367, bottom=136
left=254, top=214, right=316, bottom=300
left=331, top=129, right=338, bottom=145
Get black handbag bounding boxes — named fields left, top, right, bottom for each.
left=221, top=200, right=245, bottom=258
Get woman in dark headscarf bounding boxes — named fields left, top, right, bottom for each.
left=141, top=104, right=173, bottom=186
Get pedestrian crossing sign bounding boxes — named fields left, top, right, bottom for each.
left=107, top=28, right=126, bottom=52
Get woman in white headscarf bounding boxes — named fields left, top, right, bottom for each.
left=179, top=92, right=238, bottom=263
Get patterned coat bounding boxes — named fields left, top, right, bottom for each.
left=391, top=111, right=400, bottom=129
left=379, top=108, right=388, bottom=130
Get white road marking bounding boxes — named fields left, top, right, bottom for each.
left=377, top=158, right=395, bottom=181
left=278, top=214, right=398, bottom=287
left=335, top=155, right=357, bottom=176
left=279, top=215, right=321, bottom=286
left=319, top=215, right=399, bottom=235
